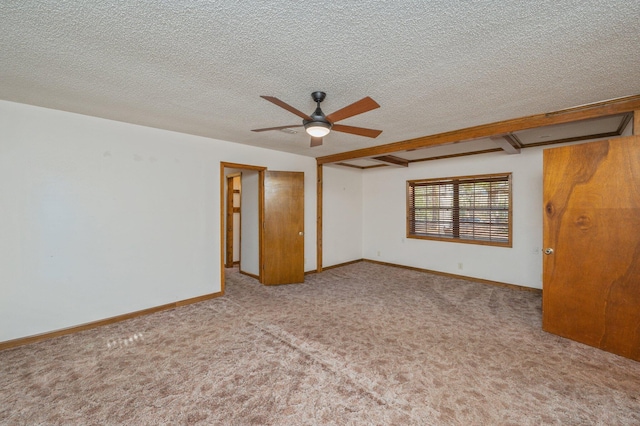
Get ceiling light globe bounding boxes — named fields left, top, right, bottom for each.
left=305, top=122, right=331, bottom=138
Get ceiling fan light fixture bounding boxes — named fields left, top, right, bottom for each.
left=304, top=121, right=331, bottom=137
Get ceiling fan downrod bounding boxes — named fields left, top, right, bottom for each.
left=307, top=91, right=330, bottom=123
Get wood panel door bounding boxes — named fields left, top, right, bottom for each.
left=542, top=136, right=640, bottom=361
left=262, top=171, right=305, bottom=285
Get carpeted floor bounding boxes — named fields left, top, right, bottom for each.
left=1, top=262, right=639, bottom=425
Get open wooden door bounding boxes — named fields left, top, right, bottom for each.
left=542, top=136, right=640, bottom=361
left=262, top=171, right=305, bottom=285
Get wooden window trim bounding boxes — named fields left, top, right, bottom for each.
left=406, top=173, right=512, bottom=247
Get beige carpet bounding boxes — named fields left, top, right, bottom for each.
left=1, top=262, right=639, bottom=425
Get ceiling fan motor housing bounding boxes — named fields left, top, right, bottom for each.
left=304, top=109, right=331, bottom=126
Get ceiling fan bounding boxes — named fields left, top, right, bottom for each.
left=252, top=91, right=382, bottom=147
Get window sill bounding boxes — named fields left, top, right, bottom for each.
left=407, top=234, right=512, bottom=248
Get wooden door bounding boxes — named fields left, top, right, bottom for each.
left=542, top=136, right=640, bottom=361
left=262, top=171, right=305, bottom=285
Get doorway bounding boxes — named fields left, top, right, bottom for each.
left=220, top=163, right=306, bottom=291
left=220, top=162, right=266, bottom=293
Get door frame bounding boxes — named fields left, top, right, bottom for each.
left=220, top=162, right=266, bottom=294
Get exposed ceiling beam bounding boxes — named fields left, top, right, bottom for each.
left=316, top=94, right=640, bottom=165
left=333, top=162, right=367, bottom=169
left=371, top=155, right=409, bottom=167
left=490, top=134, right=521, bottom=154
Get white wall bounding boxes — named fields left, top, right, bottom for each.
left=239, top=171, right=259, bottom=276
left=0, top=100, right=317, bottom=342
left=363, top=149, right=546, bottom=289
left=322, top=165, right=363, bottom=267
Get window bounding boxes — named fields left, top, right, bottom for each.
left=407, top=173, right=512, bottom=247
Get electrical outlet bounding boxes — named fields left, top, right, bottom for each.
left=458, top=262, right=463, bottom=270
left=377, top=250, right=381, bottom=257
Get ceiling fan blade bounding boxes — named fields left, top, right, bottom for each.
left=325, top=96, right=380, bottom=123
left=310, top=137, right=323, bottom=147
left=251, top=124, right=303, bottom=132
left=260, top=96, right=311, bottom=120
left=331, top=124, right=383, bottom=138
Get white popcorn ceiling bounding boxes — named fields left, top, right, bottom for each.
left=1, top=0, right=639, bottom=158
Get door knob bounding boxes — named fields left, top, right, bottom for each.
left=544, top=248, right=554, bottom=255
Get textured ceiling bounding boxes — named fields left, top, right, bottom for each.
left=1, top=1, right=639, bottom=158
